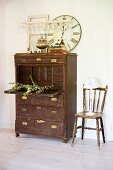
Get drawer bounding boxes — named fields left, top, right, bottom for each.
left=31, top=94, right=64, bottom=107
left=15, top=118, right=64, bottom=138
left=16, top=104, right=31, bottom=118
left=16, top=93, right=64, bottom=107
left=16, top=93, right=31, bottom=104
left=15, top=56, right=66, bottom=64
left=30, top=120, right=64, bottom=137
left=31, top=106, right=64, bottom=121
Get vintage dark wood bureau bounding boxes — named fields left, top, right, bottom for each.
left=13, top=52, right=77, bottom=142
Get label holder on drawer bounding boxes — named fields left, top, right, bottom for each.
left=22, top=122, right=28, bottom=126
left=22, top=96, right=27, bottom=100
left=51, top=125, right=57, bottom=129
left=51, top=97, right=57, bottom=102
left=36, top=58, right=41, bottom=61
left=51, top=110, right=57, bottom=114
left=21, top=108, right=27, bottom=112
left=51, top=59, right=57, bottom=63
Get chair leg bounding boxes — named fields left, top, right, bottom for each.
left=96, top=118, right=100, bottom=148
left=81, top=118, right=85, bottom=140
left=72, top=117, right=78, bottom=144
left=100, top=117, right=105, bottom=143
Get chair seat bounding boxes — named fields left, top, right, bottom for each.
left=75, top=111, right=102, bottom=119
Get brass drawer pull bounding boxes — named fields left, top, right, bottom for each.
left=37, top=106, right=41, bottom=110
left=51, top=97, right=57, bottom=102
left=36, top=120, right=45, bottom=124
left=51, top=110, right=57, bottom=114
left=51, top=125, right=57, bottom=129
left=36, top=58, right=41, bottom=61
left=22, top=122, right=27, bottom=126
left=51, top=59, right=56, bottom=63
left=20, top=59, right=26, bottom=62
left=22, top=96, right=27, bottom=100
left=21, top=108, right=27, bottom=112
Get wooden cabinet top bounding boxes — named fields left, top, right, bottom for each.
left=14, top=52, right=77, bottom=57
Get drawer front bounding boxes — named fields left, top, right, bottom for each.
left=16, top=104, right=30, bottom=118
left=31, top=106, right=64, bottom=121
left=30, top=120, right=64, bottom=137
left=16, top=93, right=31, bottom=104
left=16, top=94, right=64, bottom=107
left=31, top=95, right=64, bottom=107
left=15, top=118, right=64, bottom=137
left=15, top=56, right=66, bottom=64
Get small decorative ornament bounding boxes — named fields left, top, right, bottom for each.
left=36, top=36, right=48, bottom=52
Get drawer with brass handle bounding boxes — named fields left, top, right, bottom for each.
left=31, top=106, right=64, bottom=121
left=14, top=55, right=66, bottom=64
left=29, top=120, right=64, bottom=137
left=31, top=94, right=64, bottom=107
left=16, top=104, right=30, bottom=118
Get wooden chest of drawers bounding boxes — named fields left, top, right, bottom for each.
left=15, top=93, right=64, bottom=138
left=10, top=53, right=77, bottom=142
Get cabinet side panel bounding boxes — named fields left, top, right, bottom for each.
left=66, top=54, right=77, bottom=139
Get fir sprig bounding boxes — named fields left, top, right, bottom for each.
left=9, top=75, right=53, bottom=96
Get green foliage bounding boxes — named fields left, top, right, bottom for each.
left=9, top=75, right=53, bottom=97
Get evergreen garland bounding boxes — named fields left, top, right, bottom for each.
left=9, top=75, right=53, bottom=97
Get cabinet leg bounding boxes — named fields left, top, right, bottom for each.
left=63, top=122, right=68, bottom=143
left=62, top=137, right=68, bottom=143
left=15, top=132, right=20, bottom=137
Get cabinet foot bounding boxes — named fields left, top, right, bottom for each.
left=63, top=138, right=68, bottom=143
left=15, top=132, right=20, bottom=137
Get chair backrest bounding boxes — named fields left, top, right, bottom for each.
left=83, top=85, right=108, bottom=113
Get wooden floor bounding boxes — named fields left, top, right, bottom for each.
left=0, top=129, right=113, bottom=170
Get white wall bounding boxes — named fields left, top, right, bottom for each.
left=0, top=0, right=6, bottom=127
left=0, top=0, right=113, bottom=140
